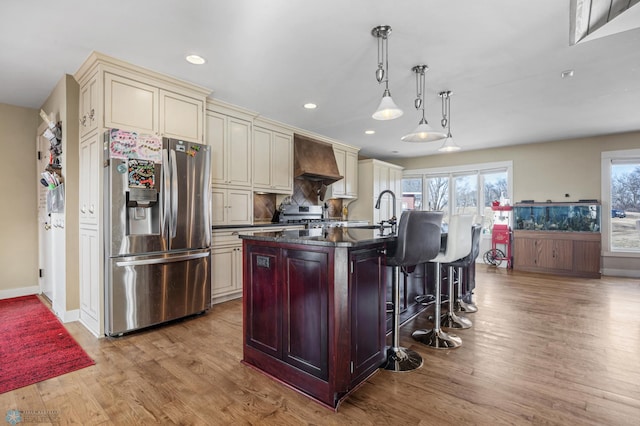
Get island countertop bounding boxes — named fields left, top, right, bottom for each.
left=239, top=226, right=396, bottom=247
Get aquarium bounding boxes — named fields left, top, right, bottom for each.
left=514, top=203, right=601, bottom=232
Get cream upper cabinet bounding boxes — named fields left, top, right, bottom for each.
left=79, top=74, right=99, bottom=137
left=348, top=159, right=403, bottom=225
left=327, top=146, right=359, bottom=199
left=207, top=111, right=252, bottom=187
left=160, top=90, right=204, bottom=143
left=79, top=133, right=101, bottom=226
left=105, top=72, right=204, bottom=142
left=211, top=187, right=252, bottom=226
left=104, top=72, right=159, bottom=135
left=252, top=125, right=293, bottom=194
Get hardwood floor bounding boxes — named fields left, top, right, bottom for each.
left=2, top=267, right=639, bottom=425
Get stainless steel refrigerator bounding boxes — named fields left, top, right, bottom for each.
left=104, top=129, right=211, bottom=336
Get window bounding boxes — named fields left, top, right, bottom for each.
left=401, top=177, right=422, bottom=211
left=402, top=161, right=512, bottom=234
left=602, top=150, right=640, bottom=253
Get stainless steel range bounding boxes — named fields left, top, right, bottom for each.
left=278, top=205, right=368, bottom=228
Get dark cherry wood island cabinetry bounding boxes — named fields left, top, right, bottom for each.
left=240, top=228, right=394, bottom=409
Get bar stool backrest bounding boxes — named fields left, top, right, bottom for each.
left=431, top=214, right=474, bottom=264
left=469, top=224, right=482, bottom=261
left=389, top=211, right=443, bottom=267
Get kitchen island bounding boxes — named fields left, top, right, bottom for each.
left=240, top=227, right=394, bottom=409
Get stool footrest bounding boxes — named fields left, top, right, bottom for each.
left=412, top=328, right=462, bottom=349
left=383, top=347, right=423, bottom=372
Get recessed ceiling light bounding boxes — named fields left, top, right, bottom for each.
left=391, top=150, right=399, bottom=154
left=365, top=130, right=375, bottom=135
left=561, top=69, right=574, bottom=78
left=303, top=103, right=317, bottom=109
left=186, top=54, right=206, bottom=65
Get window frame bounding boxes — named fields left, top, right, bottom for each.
left=403, top=160, right=513, bottom=234
left=601, top=149, right=640, bottom=257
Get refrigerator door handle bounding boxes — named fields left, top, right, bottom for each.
left=170, top=149, right=178, bottom=239
left=116, top=251, right=209, bottom=267
left=162, top=148, right=170, bottom=238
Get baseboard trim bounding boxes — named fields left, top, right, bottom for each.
left=602, top=268, right=640, bottom=278
left=59, top=309, right=80, bottom=323
left=0, top=286, right=40, bottom=300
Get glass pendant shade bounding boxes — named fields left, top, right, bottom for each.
left=438, top=133, right=461, bottom=152
left=401, top=117, right=446, bottom=142
left=372, top=89, right=403, bottom=120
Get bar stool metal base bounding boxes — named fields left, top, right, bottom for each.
left=383, top=347, right=423, bottom=372
left=412, top=328, right=462, bottom=349
left=458, top=299, right=478, bottom=313
left=440, top=311, right=473, bottom=329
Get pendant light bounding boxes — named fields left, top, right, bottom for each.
left=401, top=65, right=446, bottom=142
left=438, top=90, right=461, bottom=152
left=371, top=25, right=403, bottom=120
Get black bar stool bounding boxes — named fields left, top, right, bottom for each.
left=412, top=214, right=473, bottom=349
left=384, top=210, right=443, bottom=372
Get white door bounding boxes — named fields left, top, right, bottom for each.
left=37, top=125, right=53, bottom=301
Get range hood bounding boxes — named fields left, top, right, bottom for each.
left=294, top=134, right=343, bottom=186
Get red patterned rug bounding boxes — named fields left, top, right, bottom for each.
left=0, top=295, right=95, bottom=394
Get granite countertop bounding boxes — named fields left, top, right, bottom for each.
left=212, top=222, right=304, bottom=230
left=240, top=227, right=396, bottom=247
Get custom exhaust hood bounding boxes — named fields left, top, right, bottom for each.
left=293, top=134, right=343, bottom=186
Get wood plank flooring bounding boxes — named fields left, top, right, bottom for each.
left=1, top=267, right=639, bottom=425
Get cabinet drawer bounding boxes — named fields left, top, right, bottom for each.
left=212, top=229, right=254, bottom=246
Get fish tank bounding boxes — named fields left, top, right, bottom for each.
left=514, top=203, right=601, bottom=232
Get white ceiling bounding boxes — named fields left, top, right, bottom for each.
left=2, top=0, right=639, bottom=159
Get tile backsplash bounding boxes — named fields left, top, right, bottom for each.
left=253, top=179, right=344, bottom=222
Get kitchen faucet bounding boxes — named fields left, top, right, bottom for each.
left=375, top=189, right=397, bottom=233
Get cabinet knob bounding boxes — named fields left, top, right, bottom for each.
left=88, top=204, right=94, bottom=214
left=80, top=115, right=87, bottom=126
left=81, top=205, right=86, bottom=214
left=89, top=108, right=95, bottom=120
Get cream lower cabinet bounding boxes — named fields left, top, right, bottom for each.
left=211, top=227, right=253, bottom=304
left=211, top=188, right=253, bottom=226
left=79, top=226, right=101, bottom=335
left=253, top=124, right=293, bottom=194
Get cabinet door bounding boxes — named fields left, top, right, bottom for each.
left=350, top=247, right=385, bottom=381
left=228, top=118, right=252, bottom=186
left=80, top=76, right=98, bottom=137
left=79, top=227, right=100, bottom=335
left=79, top=134, right=100, bottom=225
left=227, top=189, right=252, bottom=225
left=207, top=112, right=227, bottom=185
left=331, top=148, right=347, bottom=197
left=252, top=127, right=272, bottom=189
left=539, top=239, right=573, bottom=271
left=211, top=245, right=237, bottom=297
left=160, top=90, right=203, bottom=142
left=245, top=245, right=282, bottom=358
left=513, top=237, right=538, bottom=269
left=573, top=240, right=601, bottom=275
left=282, top=248, right=329, bottom=380
left=344, top=150, right=358, bottom=198
left=271, top=132, right=292, bottom=192
left=211, top=187, right=227, bottom=226
left=104, top=73, right=159, bottom=135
